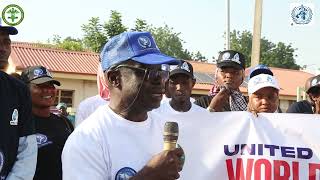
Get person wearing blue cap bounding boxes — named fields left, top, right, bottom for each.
left=62, top=31, right=184, bottom=180
left=0, top=25, right=37, bottom=179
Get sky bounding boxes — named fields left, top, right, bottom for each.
left=1, top=0, right=319, bottom=73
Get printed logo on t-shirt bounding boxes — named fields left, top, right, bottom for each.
left=36, top=134, right=53, bottom=148
left=115, top=167, right=137, bottom=180
left=0, top=150, right=4, bottom=173
left=10, top=109, right=18, bottom=126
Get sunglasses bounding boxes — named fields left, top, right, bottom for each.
left=114, top=64, right=170, bottom=81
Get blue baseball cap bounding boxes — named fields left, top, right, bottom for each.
left=249, top=64, right=273, bottom=79
left=100, top=31, right=179, bottom=71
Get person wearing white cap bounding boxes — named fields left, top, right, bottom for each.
left=247, top=74, right=280, bottom=114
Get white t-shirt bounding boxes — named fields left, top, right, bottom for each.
left=75, top=95, right=108, bottom=127
left=153, top=99, right=207, bottom=115
left=62, top=105, right=163, bottom=180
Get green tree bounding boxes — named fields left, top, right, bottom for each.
left=80, top=10, right=206, bottom=60
left=148, top=24, right=193, bottom=60
left=132, top=18, right=148, bottom=31
left=230, top=30, right=300, bottom=69
left=52, top=35, right=85, bottom=51
left=81, top=17, right=107, bottom=52
left=103, top=10, right=128, bottom=38
left=193, top=51, right=207, bottom=62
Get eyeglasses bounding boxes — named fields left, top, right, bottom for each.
left=114, top=64, right=170, bottom=81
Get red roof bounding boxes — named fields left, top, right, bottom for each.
left=11, top=42, right=99, bottom=75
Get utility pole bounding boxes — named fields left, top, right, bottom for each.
left=225, top=0, right=230, bottom=50
left=251, top=0, right=263, bottom=66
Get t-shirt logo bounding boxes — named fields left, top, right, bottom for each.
left=10, top=109, right=18, bottom=126
left=115, top=167, right=137, bottom=180
left=36, top=134, right=52, bottom=148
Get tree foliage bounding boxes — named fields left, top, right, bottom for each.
left=49, top=10, right=206, bottom=61
left=103, top=10, right=128, bottom=38
left=51, top=35, right=85, bottom=51
left=193, top=51, right=207, bottom=62
left=81, top=17, right=107, bottom=52
left=148, top=24, right=193, bottom=60
left=230, top=30, right=300, bottom=69
left=132, top=19, right=148, bottom=32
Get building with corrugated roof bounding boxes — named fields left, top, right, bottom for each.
left=8, top=42, right=314, bottom=112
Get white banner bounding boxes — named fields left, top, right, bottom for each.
left=155, top=112, right=320, bottom=180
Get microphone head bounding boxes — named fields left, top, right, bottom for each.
left=164, top=122, right=179, bottom=140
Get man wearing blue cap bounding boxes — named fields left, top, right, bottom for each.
left=62, top=31, right=184, bottom=180
left=0, top=25, right=37, bottom=179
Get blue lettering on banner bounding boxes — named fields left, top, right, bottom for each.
left=224, top=144, right=313, bottom=159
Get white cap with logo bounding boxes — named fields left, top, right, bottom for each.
left=248, top=74, right=280, bottom=95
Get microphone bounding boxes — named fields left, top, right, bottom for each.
left=163, top=122, right=179, bottom=151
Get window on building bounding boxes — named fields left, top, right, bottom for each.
left=55, top=89, right=74, bottom=107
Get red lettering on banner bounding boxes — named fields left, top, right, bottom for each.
left=292, top=161, right=299, bottom=180
left=226, top=158, right=304, bottom=180
left=309, top=163, right=320, bottom=180
left=254, top=159, right=272, bottom=180
left=273, top=160, right=299, bottom=180
left=274, top=160, right=290, bottom=179
left=226, top=158, right=253, bottom=180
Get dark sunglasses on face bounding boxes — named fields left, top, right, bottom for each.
left=114, top=64, right=170, bottom=81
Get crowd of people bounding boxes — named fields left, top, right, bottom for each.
left=1, top=23, right=320, bottom=180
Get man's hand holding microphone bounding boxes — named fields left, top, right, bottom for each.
left=131, top=122, right=184, bottom=180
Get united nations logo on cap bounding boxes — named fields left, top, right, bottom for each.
left=181, top=62, right=190, bottom=72
left=33, top=68, right=44, bottom=77
left=311, top=78, right=320, bottom=87
left=115, top=167, right=137, bottom=180
left=138, top=36, right=152, bottom=48
left=222, top=52, right=231, bottom=61
left=290, top=4, right=313, bottom=25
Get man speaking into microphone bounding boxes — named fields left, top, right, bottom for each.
left=62, top=31, right=183, bottom=180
